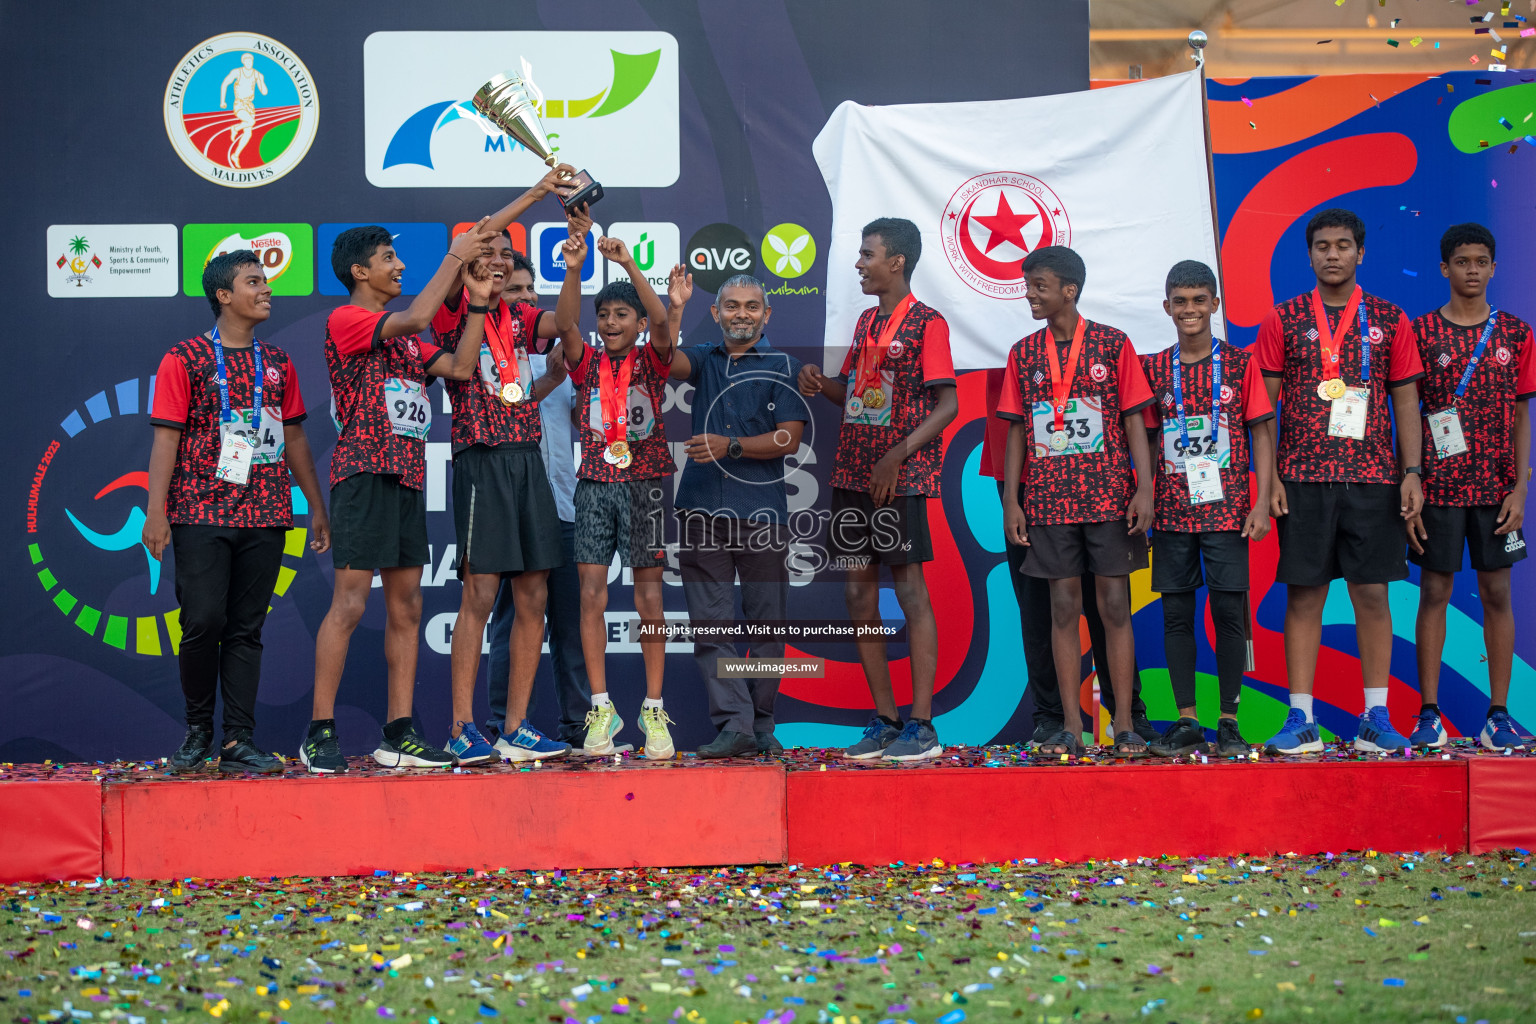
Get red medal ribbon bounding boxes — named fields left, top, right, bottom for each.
left=480, top=294, right=527, bottom=392
left=597, top=347, right=636, bottom=445
left=1044, top=315, right=1088, bottom=432
left=1309, top=285, right=1362, bottom=382
left=853, top=292, right=915, bottom=396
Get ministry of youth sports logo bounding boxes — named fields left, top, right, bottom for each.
left=940, top=172, right=1070, bottom=299
left=164, top=32, right=319, bottom=188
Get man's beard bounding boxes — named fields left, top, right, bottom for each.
left=722, top=323, right=759, bottom=341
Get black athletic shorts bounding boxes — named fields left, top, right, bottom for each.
left=1409, top=503, right=1528, bottom=573
left=1274, top=480, right=1407, bottom=586
left=452, top=443, right=565, bottom=576
left=1152, top=529, right=1250, bottom=593
left=574, top=477, right=667, bottom=568
left=330, top=472, right=429, bottom=571
left=1022, top=520, right=1149, bottom=579
left=828, top=487, right=933, bottom=567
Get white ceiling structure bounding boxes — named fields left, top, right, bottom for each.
left=1090, top=0, right=1532, bottom=79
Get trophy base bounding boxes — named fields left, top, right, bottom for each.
left=558, top=169, right=605, bottom=210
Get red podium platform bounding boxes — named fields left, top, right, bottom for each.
left=0, top=752, right=1530, bottom=883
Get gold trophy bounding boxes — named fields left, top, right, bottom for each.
left=472, top=58, right=604, bottom=209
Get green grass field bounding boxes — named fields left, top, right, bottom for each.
left=3, top=851, right=1532, bottom=1024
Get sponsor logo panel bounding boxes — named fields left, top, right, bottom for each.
left=181, top=223, right=314, bottom=296
left=48, top=225, right=179, bottom=298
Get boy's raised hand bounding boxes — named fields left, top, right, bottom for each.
left=596, top=235, right=633, bottom=267
left=667, top=264, right=693, bottom=307
left=464, top=256, right=497, bottom=305
left=566, top=203, right=592, bottom=242
left=561, top=232, right=588, bottom=271
left=450, top=216, right=496, bottom=263
left=534, top=162, right=581, bottom=201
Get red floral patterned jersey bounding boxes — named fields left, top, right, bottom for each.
left=568, top=341, right=675, bottom=482
left=1254, top=291, right=1423, bottom=485
left=429, top=294, right=552, bottom=452
left=324, top=305, right=446, bottom=491
left=150, top=335, right=307, bottom=528
left=1411, top=309, right=1536, bottom=506
left=997, top=319, right=1154, bottom=525
left=829, top=301, right=956, bottom=496
left=1140, top=342, right=1274, bottom=532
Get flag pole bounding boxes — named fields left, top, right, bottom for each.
left=1189, top=29, right=1255, bottom=671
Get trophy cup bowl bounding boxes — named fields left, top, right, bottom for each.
left=471, top=61, right=604, bottom=210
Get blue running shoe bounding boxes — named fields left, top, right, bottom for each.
left=1263, top=707, right=1323, bottom=755
left=1479, top=710, right=1524, bottom=751
left=502, top=718, right=570, bottom=762
left=447, top=721, right=496, bottom=766
left=1409, top=709, right=1448, bottom=748
left=1354, top=706, right=1410, bottom=753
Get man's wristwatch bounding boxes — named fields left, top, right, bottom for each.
left=1403, top=465, right=1423, bottom=478
left=727, top=437, right=743, bottom=459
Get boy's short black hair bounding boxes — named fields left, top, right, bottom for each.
left=1439, top=222, right=1496, bottom=263
left=862, top=217, right=922, bottom=281
left=1305, top=207, right=1365, bottom=248
left=331, top=225, right=394, bottom=292
left=203, top=249, right=262, bottom=319
left=594, top=280, right=643, bottom=317
left=1164, top=259, right=1219, bottom=298
left=508, top=248, right=536, bottom=279
left=1022, top=245, right=1086, bottom=297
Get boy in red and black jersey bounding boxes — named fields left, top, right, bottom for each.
left=1140, top=261, right=1274, bottom=757
left=1254, top=207, right=1425, bottom=756
left=301, top=163, right=577, bottom=775
left=556, top=218, right=686, bottom=761
left=999, top=246, right=1156, bottom=758
left=430, top=207, right=583, bottom=768
left=1407, top=223, right=1533, bottom=752
left=144, top=250, right=330, bottom=774
left=799, top=217, right=958, bottom=762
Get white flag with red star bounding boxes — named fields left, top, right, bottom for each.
left=813, top=70, right=1220, bottom=370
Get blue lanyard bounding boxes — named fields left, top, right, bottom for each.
left=1356, top=303, right=1371, bottom=384
left=1171, top=338, right=1221, bottom=451
left=1454, top=312, right=1498, bottom=400
left=211, top=326, right=262, bottom=440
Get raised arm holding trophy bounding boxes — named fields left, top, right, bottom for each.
left=473, top=58, right=605, bottom=210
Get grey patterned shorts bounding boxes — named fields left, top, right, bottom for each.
left=574, top=478, right=667, bottom=568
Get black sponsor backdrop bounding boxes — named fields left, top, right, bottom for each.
left=0, top=1, right=1087, bottom=761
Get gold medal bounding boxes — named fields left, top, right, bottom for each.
left=616, top=452, right=633, bottom=469
left=1322, top=378, right=1347, bottom=400
left=603, top=440, right=631, bottom=466
left=862, top=386, right=885, bottom=409
left=500, top=380, right=525, bottom=405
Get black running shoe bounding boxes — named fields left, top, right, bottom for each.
left=373, top=723, right=452, bottom=768
left=1149, top=716, right=1209, bottom=757
left=1215, top=717, right=1249, bottom=757
left=171, top=726, right=214, bottom=772
left=218, top=732, right=283, bottom=774
left=1132, top=713, right=1161, bottom=744
left=300, top=720, right=348, bottom=774
left=1030, top=716, right=1065, bottom=745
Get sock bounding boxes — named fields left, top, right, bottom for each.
left=308, top=718, right=336, bottom=737
left=1363, top=687, right=1388, bottom=711
left=382, top=717, right=412, bottom=741
left=1488, top=704, right=1508, bottom=717
left=909, top=717, right=931, bottom=728
left=1290, top=693, right=1315, bottom=722
left=642, top=697, right=664, bottom=710
left=1420, top=702, right=1439, bottom=714
left=878, top=715, right=902, bottom=729
left=592, top=692, right=613, bottom=707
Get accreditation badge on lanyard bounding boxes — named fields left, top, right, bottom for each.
left=1429, top=313, right=1496, bottom=459
left=1173, top=341, right=1224, bottom=505
left=212, top=327, right=262, bottom=486
left=1312, top=287, right=1371, bottom=440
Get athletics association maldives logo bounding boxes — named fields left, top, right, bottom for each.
left=25, top=381, right=309, bottom=656
left=940, top=171, right=1070, bottom=299
left=164, top=32, right=319, bottom=188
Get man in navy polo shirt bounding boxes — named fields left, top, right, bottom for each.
left=667, top=274, right=809, bottom=758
